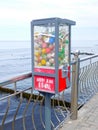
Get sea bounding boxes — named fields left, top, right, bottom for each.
left=0, top=40, right=98, bottom=129
left=0, top=40, right=98, bottom=79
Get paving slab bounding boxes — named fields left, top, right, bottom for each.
left=60, top=93, right=98, bottom=130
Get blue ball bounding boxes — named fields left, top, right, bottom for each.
left=49, top=37, right=55, bottom=44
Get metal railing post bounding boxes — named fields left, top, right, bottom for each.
left=14, top=82, right=17, bottom=93
left=71, top=51, right=80, bottom=120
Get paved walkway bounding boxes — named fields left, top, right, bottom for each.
left=60, top=93, right=98, bottom=130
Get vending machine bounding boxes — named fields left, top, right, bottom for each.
left=31, top=17, right=76, bottom=94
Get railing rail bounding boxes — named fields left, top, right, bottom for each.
left=80, top=54, right=98, bottom=62
left=0, top=87, right=32, bottom=101
left=0, top=72, right=32, bottom=87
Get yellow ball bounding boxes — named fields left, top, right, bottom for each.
left=41, top=59, right=46, bottom=65
left=35, top=52, right=40, bottom=57
left=38, top=63, right=42, bottom=66
left=38, top=48, right=42, bottom=54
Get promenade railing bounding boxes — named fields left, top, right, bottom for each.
left=0, top=72, right=70, bottom=130
left=0, top=53, right=98, bottom=129
left=71, top=53, right=98, bottom=120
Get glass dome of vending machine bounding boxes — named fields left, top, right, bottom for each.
left=31, top=17, right=76, bottom=94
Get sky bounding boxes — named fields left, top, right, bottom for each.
left=0, top=0, right=98, bottom=48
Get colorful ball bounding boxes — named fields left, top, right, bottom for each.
left=46, top=62, right=51, bottom=66
left=42, top=42, right=47, bottom=48
left=44, top=37, right=50, bottom=43
left=34, top=62, right=37, bottom=66
left=49, top=44, right=54, bottom=50
left=42, top=48, right=46, bottom=54
left=51, top=52, right=55, bottom=58
left=38, top=48, right=42, bottom=54
left=47, top=54, right=51, bottom=59
left=65, top=39, right=69, bottom=44
left=41, top=59, right=46, bottom=66
left=35, top=52, right=40, bottom=57
left=37, top=56, right=42, bottom=62
left=46, top=48, right=51, bottom=53
left=49, top=58, right=54, bottom=64
left=38, top=63, right=42, bottom=66
left=49, top=37, right=55, bottom=44
left=42, top=54, right=47, bottom=59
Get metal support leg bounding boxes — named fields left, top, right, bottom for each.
left=45, top=93, right=51, bottom=130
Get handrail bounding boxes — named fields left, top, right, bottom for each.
left=0, top=72, right=32, bottom=87
left=0, top=87, right=32, bottom=101
left=80, top=54, right=98, bottom=62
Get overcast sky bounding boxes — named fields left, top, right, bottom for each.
left=0, top=0, right=98, bottom=48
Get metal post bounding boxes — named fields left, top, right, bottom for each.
left=14, top=82, right=17, bottom=93
left=71, top=51, right=80, bottom=120
left=45, top=93, right=51, bottom=130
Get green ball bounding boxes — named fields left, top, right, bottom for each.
left=65, top=40, right=69, bottom=44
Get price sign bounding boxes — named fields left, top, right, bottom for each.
left=34, top=76, right=55, bottom=93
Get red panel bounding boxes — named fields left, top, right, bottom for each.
left=34, top=67, right=70, bottom=93
left=58, top=69, right=66, bottom=92
left=58, top=66, right=70, bottom=92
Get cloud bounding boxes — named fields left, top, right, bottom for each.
left=0, top=0, right=98, bottom=42
left=0, top=0, right=98, bottom=27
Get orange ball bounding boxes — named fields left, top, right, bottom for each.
left=42, top=49, right=46, bottom=54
